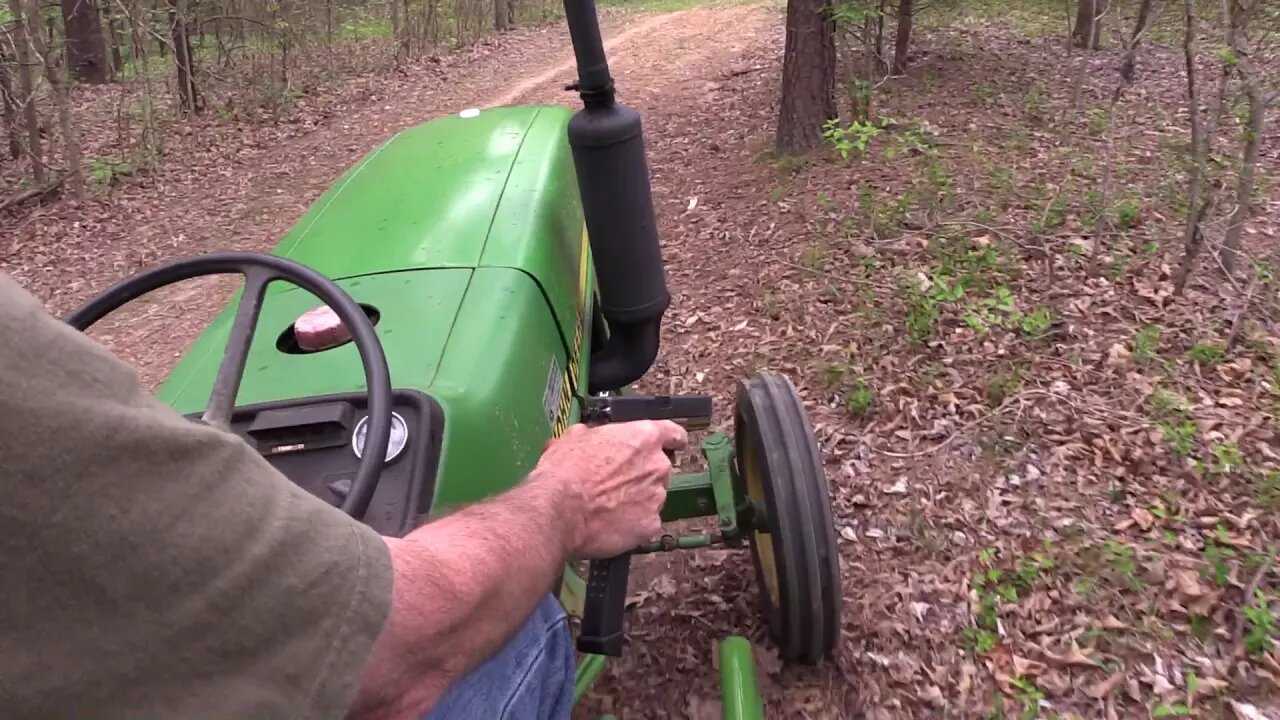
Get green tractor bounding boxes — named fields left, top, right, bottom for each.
left=63, top=0, right=842, bottom=715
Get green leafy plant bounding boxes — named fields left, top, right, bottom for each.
left=985, top=366, right=1024, bottom=407
left=823, top=117, right=884, bottom=159
left=1019, top=307, right=1053, bottom=337
left=904, top=286, right=938, bottom=344
left=1103, top=538, right=1144, bottom=591
left=1009, top=676, right=1043, bottom=720
left=1148, top=389, right=1197, bottom=457
left=1202, top=527, right=1235, bottom=587
left=965, top=548, right=1015, bottom=655
left=1242, top=589, right=1276, bottom=656
left=1114, top=198, right=1141, bottom=230
left=1160, top=420, right=1197, bottom=457
left=1133, top=324, right=1162, bottom=363
left=818, top=361, right=848, bottom=387
left=1259, top=471, right=1280, bottom=509
left=1209, top=441, right=1243, bottom=474
left=844, top=378, right=876, bottom=416
left=1187, top=342, right=1225, bottom=366
left=1087, top=107, right=1109, bottom=133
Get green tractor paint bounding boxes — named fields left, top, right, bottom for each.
left=64, top=0, right=844, bottom=715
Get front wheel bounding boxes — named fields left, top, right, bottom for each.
left=733, top=372, right=842, bottom=664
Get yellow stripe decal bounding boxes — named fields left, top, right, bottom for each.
left=551, top=223, right=592, bottom=438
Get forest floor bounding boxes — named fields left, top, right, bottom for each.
left=4, top=1, right=1280, bottom=718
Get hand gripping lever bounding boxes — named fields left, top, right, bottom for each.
left=575, top=394, right=712, bottom=656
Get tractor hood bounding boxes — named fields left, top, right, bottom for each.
left=273, top=104, right=578, bottom=280
left=158, top=103, right=591, bottom=429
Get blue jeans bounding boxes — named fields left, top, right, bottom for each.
left=422, top=594, right=575, bottom=719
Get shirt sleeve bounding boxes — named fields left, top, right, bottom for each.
left=0, top=274, right=394, bottom=720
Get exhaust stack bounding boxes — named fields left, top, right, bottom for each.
left=563, top=0, right=669, bottom=394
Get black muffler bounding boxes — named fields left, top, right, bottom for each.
left=563, top=0, right=669, bottom=395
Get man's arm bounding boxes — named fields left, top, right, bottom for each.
left=348, top=420, right=687, bottom=720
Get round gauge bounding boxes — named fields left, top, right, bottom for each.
left=352, top=412, right=409, bottom=463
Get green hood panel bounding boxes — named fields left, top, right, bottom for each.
left=255, top=102, right=587, bottom=355
left=156, top=269, right=472, bottom=413
left=272, top=105, right=547, bottom=279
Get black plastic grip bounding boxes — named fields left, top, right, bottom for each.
left=577, top=554, right=632, bottom=655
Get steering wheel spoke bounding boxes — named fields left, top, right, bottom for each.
left=201, top=268, right=273, bottom=430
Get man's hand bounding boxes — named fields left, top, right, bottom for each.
left=351, top=419, right=687, bottom=719
left=532, top=420, right=688, bottom=559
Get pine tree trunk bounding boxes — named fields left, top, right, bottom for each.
left=60, top=0, right=110, bottom=83
left=775, top=0, right=836, bottom=154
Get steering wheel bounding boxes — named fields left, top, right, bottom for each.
left=64, top=251, right=393, bottom=520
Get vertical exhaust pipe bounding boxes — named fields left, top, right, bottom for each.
left=562, top=0, right=670, bottom=394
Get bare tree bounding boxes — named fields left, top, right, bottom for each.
left=1219, top=0, right=1264, bottom=278
left=7, top=0, right=44, bottom=183
left=168, top=0, right=199, bottom=113
left=1172, top=0, right=1208, bottom=295
left=776, top=0, right=836, bottom=153
left=1086, top=0, right=1162, bottom=273
left=0, top=46, right=20, bottom=160
left=25, top=0, right=86, bottom=200
left=1176, top=0, right=1266, bottom=287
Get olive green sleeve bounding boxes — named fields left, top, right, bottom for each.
left=0, top=274, right=394, bottom=720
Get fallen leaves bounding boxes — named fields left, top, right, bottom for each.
left=1086, top=670, right=1128, bottom=699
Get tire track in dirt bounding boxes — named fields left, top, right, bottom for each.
left=480, top=10, right=685, bottom=108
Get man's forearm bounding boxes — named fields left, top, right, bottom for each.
left=347, top=469, right=580, bottom=720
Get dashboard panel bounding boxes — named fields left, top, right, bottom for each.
left=189, top=390, right=443, bottom=537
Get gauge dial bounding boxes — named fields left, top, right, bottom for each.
left=352, top=412, right=409, bottom=463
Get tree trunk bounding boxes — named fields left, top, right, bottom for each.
left=1220, top=41, right=1263, bottom=278
left=103, top=1, right=125, bottom=73
left=0, top=47, right=21, bottom=160
left=27, top=0, right=85, bottom=199
left=892, top=0, right=912, bottom=75
left=775, top=0, right=836, bottom=154
left=8, top=0, right=45, bottom=183
left=60, top=0, right=110, bottom=83
left=1173, top=0, right=1205, bottom=295
left=1073, top=0, right=1106, bottom=49
left=495, top=0, right=510, bottom=31
left=1129, top=0, right=1156, bottom=43
left=168, top=0, right=199, bottom=112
